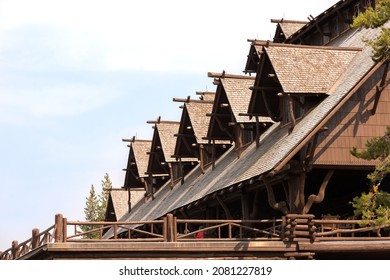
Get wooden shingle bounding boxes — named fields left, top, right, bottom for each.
left=265, top=44, right=361, bottom=94
left=131, top=140, right=152, bottom=178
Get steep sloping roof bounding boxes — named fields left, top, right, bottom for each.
left=105, top=24, right=386, bottom=238
left=265, top=44, right=361, bottom=94
left=279, top=21, right=308, bottom=38
left=221, top=77, right=257, bottom=123
left=185, top=101, right=214, bottom=144
left=109, top=189, right=129, bottom=221
left=239, top=26, right=383, bottom=181
left=155, top=121, right=180, bottom=163
left=131, top=140, right=151, bottom=178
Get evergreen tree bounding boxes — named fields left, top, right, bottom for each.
left=97, top=173, right=113, bottom=221
left=82, top=173, right=113, bottom=238
left=352, top=0, right=390, bottom=62
left=350, top=127, right=390, bottom=228
left=81, top=184, right=101, bottom=238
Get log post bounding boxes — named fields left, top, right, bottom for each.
left=166, top=214, right=175, bottom=242
left=62, top=218, right=67, bottom=242
left=11, top=240, right=19, bottom=259
left=173, top=215, right=178, bottom=242
left=54, top=214, right=64, bottom=243
left=162, top=216, right=168, bottom=242
left=32, top=228, right=40, bottom=249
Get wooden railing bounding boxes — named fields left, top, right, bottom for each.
left=0, top=224, right=56, bottom=260
left=2, top=213, right=390, bottom=260
left=175, top=218, right=283, bottom=241
left=313, top=219, right=390, bottom=241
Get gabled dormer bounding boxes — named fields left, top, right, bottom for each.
left=173, top=94, right=230, bottom=173
left=173, top=96, right=214, bottom=160
left=207, top=72, right=273, bottom=156
left=122, top=137, right=151, bottom=189
left=248, top=42, right=361, bottom=129
left=286, top=0, right=376, bottom=46
left=121, top=137, right=151, bottom=210
left=271, top=19, right=308, bottom=43
left=146, top=118, right=191, bottom=195
left=244, top=41, right=263, bottom=74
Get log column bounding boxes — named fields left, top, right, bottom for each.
left=32, top=228, right=40, bottom=249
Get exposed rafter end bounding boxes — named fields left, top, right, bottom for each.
left=147, top=116, right=161, bottom=124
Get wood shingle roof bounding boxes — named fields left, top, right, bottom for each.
left=131, top=140, right=151, bottom=178
left=104, top=22, right=386, bottom=235
left=185, top=100, right=214, bottom=144
left=220, top=76, right=257, bottom=123
left=265, top=44, right=361, bottom=94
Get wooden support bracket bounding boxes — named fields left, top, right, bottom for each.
left=303, top=170, right=334, bottom=214
left=264, top=178, right=289, bottom=215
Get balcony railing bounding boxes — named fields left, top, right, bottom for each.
left=1, top=213, right=390, bottom=260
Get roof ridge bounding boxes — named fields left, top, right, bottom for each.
left=271, top=19, right=309, bottom=24
left=122, top=138, right=152, bottom=143
left=251, top=40, right=362, bottom=52
left=146, top=117, right=180, bottom=124
left=208, top=72, right=256, bottom=80
left=172, top=97, right=214, bottom=104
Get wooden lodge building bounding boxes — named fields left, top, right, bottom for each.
left=2, top=0, right=390, bottom=260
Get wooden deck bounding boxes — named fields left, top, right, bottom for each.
left=2, top=214, right=390, bottom=260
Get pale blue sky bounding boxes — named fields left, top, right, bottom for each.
left=0, top=0, right=338, bottom=250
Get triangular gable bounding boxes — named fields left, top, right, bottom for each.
left=271, top=19, right=308, bottom=43
left=265, top=44, right=361, bottom=94
left=174, top=99, right=214, bottom=159
left=248, top=42, right=361, bottom=121
left=132, top=140, right=151, bottom=178
left=123, top=139, right=151, bottom=188
left=244, top=43, right=263, bottom=74
left=207, top=73, right=260, bottom=141
left=146, top=120, right=179, bottom=176
left=105, top=189, right=129, bottom=222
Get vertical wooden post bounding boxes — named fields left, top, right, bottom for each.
left=114, top=224, right=118, bottom=240
left=11, top=240, right=19, bottom=259
left=32, top=228, right=40, bottom=249
left=162, top=217, right=168, bottom=242
left=212, top=140, right=216, bottom=170
left=54, top=214, right=63, bottom=243
left=281, top=216, right=286, bottom=240
left=62, top=218, right=67, bottom=242
left=173, top=216, right=178, bottom=242
left=166, top=214, right=175, bottom=242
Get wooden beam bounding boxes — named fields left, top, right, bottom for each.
left=262, top=90, right=282, bottom=122
left=288, top=94, right=296, bottom=132
left=250, top=86, right=281, bottom=91
left=263, top=178, right=288, bottom=215
left=207, top=72, right=255, bottom=80
left=303, top=170, right=334, bottom=214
